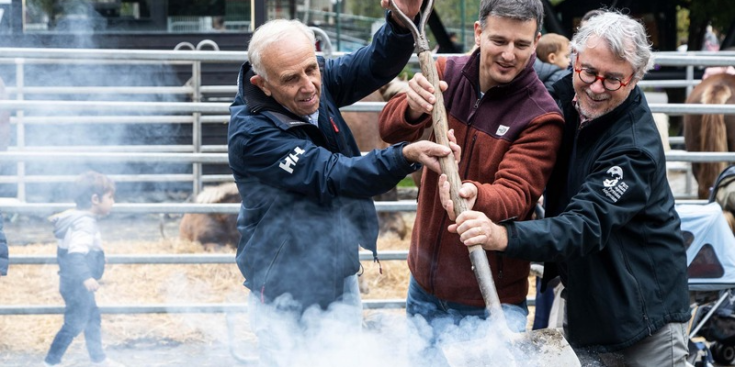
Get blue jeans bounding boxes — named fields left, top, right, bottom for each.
left=45, top=279, right=105, bottom=365
left=406, top=275, right=528, bottom=332
left=405, top=275, right=528, bottom=367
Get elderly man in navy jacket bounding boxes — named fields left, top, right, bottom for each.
left=228, top=1, right=461, bottom=365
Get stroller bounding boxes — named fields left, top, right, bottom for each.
left=682, top=165, right=735, bottom=366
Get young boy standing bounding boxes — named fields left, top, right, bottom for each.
left=44, top=171, right=123, bottom=367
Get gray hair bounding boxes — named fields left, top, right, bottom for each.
left=479, top=0, right=544, bottom=34
left=247, top=19, right=316, bottom=79
left=571, top=11, right=653, bottom=80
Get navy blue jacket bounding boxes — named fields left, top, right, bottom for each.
left=504, top=74, right=690, bottom=352
left=228, top=15, right=419, bottom=310
left=533, top=58, right=570, bottom=92
left=0, top=213, right=8, bottom=276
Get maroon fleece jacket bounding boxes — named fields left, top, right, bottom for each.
left=379, top=51, right=564, bottom=307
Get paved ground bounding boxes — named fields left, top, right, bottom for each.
left=0, top=342, right=255, bottom=367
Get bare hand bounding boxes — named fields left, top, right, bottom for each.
left=381, top=0, right=422, bottom=28
left=438, top=173, right=478, bottom=220
left=405, top=73, right=449, bottom=121
left=448, top=211, right=508, bottom=251
left=83, top=278, right=100, bottom=292
left=402, top=129, right=460, bottom=173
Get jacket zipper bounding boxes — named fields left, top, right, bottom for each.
left=462, top=135, right=477, bottom=177
left=260, top=239, right=288, bottom=303
left=620, top=240, right=652, bottom=335
left=429, top=215, right=448, bottom=293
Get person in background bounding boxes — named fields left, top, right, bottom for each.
left=0, top=212, right=8, bottom=277
left=537, top=33, right=571, bottom=70
left=443, top=10, right=690, bottom=366
left=703, top=24, right=720, bottom=51
left=44, top=171, right=123, bottom=367
left=227, top=1, right=460, bottom=365
left=533, top=32, right=571, bottom=91
left=379, top=0, right=564, bottom=355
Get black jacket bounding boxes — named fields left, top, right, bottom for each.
left=504, top=74, right=690, bottom=352
left=228, top=15, right=419, bottom=311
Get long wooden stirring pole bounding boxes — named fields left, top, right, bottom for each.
left=388, top=0, right=504, bottom=318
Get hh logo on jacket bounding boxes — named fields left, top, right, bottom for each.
left=602, top=166, right=628, bottom=203
left=279, top=146, right=305, bottom=174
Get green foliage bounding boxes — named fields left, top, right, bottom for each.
left=347, top=1, right=385, bottom=19
left=677, top=0, right=735, bottom=34
left=397, top=176, right=417, bottom=188
left=676, top=6, right=690, bottom=46
left=350, top=0, right=477, bottom=51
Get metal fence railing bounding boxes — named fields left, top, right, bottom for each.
left=1, top=47, right=735, bottom=317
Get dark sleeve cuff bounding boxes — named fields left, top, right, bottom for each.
left=392, top=141, right=422, bottom=174
left=502, top=222, right=519, bottom=256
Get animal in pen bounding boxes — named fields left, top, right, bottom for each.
left=179, top=182, right=240, bottom=248
left=683, top=73, right=735, bottom=199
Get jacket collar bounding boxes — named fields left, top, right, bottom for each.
left=237, top=62, right=306, bottom=122
left=462, top=49, right=540, bottom=98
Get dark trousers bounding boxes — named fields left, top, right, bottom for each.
left=45, top=279, right=105, bottom=365
left=532, top=276, right=555, bottom=330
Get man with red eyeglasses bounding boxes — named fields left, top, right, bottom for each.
left=440, top=10, right=690, bottom=366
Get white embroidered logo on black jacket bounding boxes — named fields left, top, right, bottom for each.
left=602, top=165, right=628, bottom=203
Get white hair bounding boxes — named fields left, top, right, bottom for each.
left=247, top=19, right=316, bottom=79
left=571, top=11, right=654, bottom=80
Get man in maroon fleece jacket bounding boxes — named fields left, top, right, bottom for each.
left=379, top=0, right=563, bottom=347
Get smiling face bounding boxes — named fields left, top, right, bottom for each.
left=573, top=35, right=637, bottom=120
left=251, top=33, right=322, bottom=117
left=474, top=15, right=539, bottom=92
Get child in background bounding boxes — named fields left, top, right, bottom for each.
left=533, top=33, right=571, bottom=91
left=44, top=171, right=123, bottom=367
left=537, top=33, right=571, bottom=69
